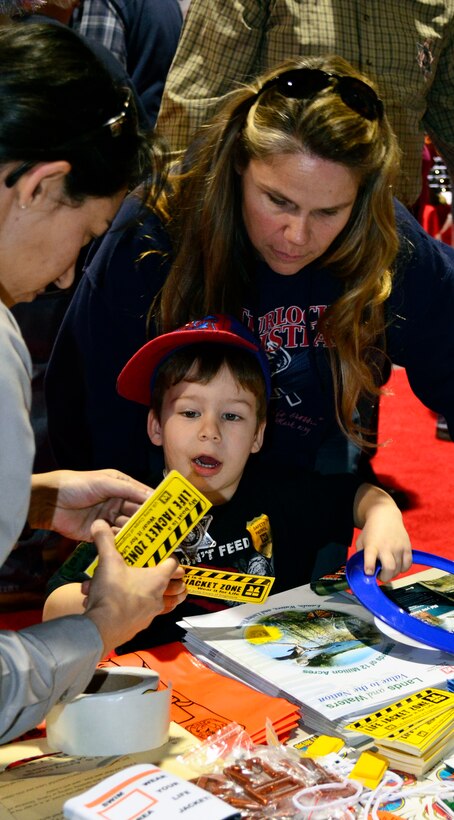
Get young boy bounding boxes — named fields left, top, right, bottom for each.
left=44, top=315, right=412, bottom=649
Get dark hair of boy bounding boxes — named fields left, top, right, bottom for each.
left=150, top=344, right=268, bottom=426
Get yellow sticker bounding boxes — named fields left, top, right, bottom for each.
left=246, top=514, right=273, bottom=558
left=348, top=751, right=388, bottom=789
left=85, top=470, right=212, bottom=577
left=302, top=735, right=345, bottom=757
left=292, top=735, right=317, bottom=753
left=183, top=566, right=275, bottom=604
left=345, top=688, right=454, bottom=739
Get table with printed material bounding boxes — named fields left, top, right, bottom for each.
left=0, top=568, right=453, bottom=819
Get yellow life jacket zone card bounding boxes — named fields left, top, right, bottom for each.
left=183, top=566, right=275, bottom=605
left=377, top=708, right=454, bottom=756
left=345, top=687, right=454, bottom=739
left=85, top=470, right=212, bottom=577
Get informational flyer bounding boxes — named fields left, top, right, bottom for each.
left=63, top=764, right=239, bottom=820
left=0, top=724, right=200, bottom=820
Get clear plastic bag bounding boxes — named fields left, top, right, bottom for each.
left=179, top=722, right=362, bottom=818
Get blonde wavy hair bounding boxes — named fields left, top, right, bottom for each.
left=154, top=55, right=401, bottom=443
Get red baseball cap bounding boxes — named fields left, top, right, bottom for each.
left=117, top=314, right=271, bottom=405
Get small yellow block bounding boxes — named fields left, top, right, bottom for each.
left=348, top=750, right=388, bottom=789
left=302, top=735, right=345, bottom=757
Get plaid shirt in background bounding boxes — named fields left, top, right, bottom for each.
left=156, top=0, right=454, bottom=207
left=71, top=0, right=127, bottom=67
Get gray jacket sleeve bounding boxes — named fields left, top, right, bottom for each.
left=0, top=615, right=103, bottom=745
left=0, top=301, right=34, bottom=561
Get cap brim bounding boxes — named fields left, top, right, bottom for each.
left=117, top=328, right=260, bottom=405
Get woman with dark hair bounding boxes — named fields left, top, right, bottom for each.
left=0, top=23, right=185, bottom=744
left=46, top=54, right=454, bottom=483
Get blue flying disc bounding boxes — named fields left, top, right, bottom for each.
left=346, top=550, right=454, bottom=654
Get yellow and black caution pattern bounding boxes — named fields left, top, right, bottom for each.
left=85, top=470, right=212, bottom=577
left=345, top=687, right=454, bottom=739
left=183, top=566, right=275, bottom=604
left=377, top=707, right=454, bottom=755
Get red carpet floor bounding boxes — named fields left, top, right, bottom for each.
left=358, top=367, right=454, bottom=570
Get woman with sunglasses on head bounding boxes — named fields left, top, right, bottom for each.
left=0, top=23, right=186, bottom=744
left=46, top=54, right=454, bottom=498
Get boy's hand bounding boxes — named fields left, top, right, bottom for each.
left=354, top=483, right=413, bottom=582
left=355, top=507, right=412, bottom=582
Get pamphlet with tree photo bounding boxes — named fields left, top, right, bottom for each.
left=180, top=585, right=454, bottom=739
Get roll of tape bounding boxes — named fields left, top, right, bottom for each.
left=46, top=667, right=171, bottom=756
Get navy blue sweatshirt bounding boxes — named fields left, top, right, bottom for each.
left=46, top=196, right=454, bottom=481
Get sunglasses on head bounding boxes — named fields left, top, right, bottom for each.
left=256, top=67, right=384, bottom=122
left=4, top=88, right=133, bottom=189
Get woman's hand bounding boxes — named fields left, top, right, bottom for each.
left=29, top=469, right=153, bottom=540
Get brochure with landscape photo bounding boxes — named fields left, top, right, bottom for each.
left=179, top=585, right=454, bottom=739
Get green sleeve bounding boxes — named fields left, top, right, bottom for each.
left=46, top=541, right=97, bottom=595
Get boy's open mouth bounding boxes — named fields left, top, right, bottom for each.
left=193, top=456, right=221, bottom=469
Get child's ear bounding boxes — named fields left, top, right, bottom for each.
left=147, top=409, right=163, bottom=446
left=251, top=419, right=266, bottom=454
